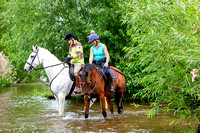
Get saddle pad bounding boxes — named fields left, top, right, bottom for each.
left=96, top=67, right=117, bottom=82
left=110, top=70, right=117, bottom=82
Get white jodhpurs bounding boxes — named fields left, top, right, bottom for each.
left=74, top=64, right=82, bottom=76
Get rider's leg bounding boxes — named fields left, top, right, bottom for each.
left=74, top=64, right=82, bottom=93
left=104, top=66, right=115, bottom=93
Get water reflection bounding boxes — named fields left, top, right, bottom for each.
left=0, top=83, right=189, bottom=132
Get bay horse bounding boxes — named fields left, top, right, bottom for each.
left=24, top=45, right=96, bottom=116
left=78, top=64, right=125, bottom=118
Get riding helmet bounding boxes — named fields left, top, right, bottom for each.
left=89, top=30, right=99, bottom=43
left=64, top=33, right=75, bottom=40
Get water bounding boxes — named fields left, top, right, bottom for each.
left=0, top=83, right=189, bottom=132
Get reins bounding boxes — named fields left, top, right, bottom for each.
left=34, top=63, right=65, bottom=70
left=49, top=63, right=69, bottom=87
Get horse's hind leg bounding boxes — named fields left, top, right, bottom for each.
left=99, top=94, right=107, bottom=118
left=115, top=88, right=123, bottom=114
left=106, top=95, right=114, bottom=115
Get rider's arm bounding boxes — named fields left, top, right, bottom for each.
left=71, top=43, right=83, bottom=59
left=89, top=47, right=94, bottom=64
left=103, top=45, right=110, bottom=67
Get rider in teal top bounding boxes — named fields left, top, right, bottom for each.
left=89, top=30, right=115, bottom=92
left=92, top=43, right=106, bottom=61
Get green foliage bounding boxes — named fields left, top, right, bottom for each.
left=116, top=52, right=143, bottom=95
left=2, top=0, right=200, bottom=131
left=1, top=0, right=126, bottom=82
left=120, top=0, right=200, bottom=131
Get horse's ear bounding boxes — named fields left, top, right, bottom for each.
left=35, top=45, right=38, bottom=50
left=32, top=45, right=36, bottom=51
left=77, top=73, right=82, bottom=77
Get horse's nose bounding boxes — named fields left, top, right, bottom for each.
left=24, top=69, right=27, bottom=73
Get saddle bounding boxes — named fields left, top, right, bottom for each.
left=68, top=63, right=83, bottom=80
left=68, top=63, right=83, bottom=94
left=68, top=63, right=75, bottom=81
left=96, top=67, right=117, bottom=82
left=62, top=63, right=75, bottom=98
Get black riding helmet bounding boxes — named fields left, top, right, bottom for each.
left=64, top=33, right=75, bottom=41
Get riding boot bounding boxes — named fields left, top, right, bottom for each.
left=74, top=75, right=81, bottom=93
left=107, top=75, right=115, bottom=93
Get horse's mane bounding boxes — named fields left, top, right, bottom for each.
left=81, top=64, right=96, bottom=82
left=83, top=64, right=95, bottom=73
left=39, top=47, right=61, bottom=63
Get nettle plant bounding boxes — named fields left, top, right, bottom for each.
left=0, top=52, right=17, bottom=88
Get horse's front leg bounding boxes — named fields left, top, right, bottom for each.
left=89, top=98, right=97, bottom=108
left=57, top=93, right=65, bottom=116
left=84, top=95, right=90, bottom=118
left=99, top=94, right=107, bottom=118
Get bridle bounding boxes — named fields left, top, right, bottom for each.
left=83, top=65, right=106, bottom=101
left=26, top=50, right=40, bottom=70
left=26, top=49, right=65, bottom=70
left=25, top=49, right=68, bottom=90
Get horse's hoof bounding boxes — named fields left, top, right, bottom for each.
left=118, top=109, right=123, bottom=114
left=102, top=111, right=107, bottom=118
left=85, top=113, right=89, bottom=118
left=59, top=112, right=65, bottom=117
left=61, top=114, right=66, bottom=117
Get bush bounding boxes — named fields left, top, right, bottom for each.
left=1, top=0, right=127, bottom=82
left=120, top=0, right=200, bottom=131
left=0, top=52, right=17, bottom=88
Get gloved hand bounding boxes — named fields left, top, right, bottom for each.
left=65, top=57, right=72, bottom=63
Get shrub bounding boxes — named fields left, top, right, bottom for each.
left=0, top=52, right=17, bottom=88
left=120, top=0, right=200, bottom=131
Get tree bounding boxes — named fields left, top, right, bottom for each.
left=1, top=0, right=126, bottom=82
left=120, top=0, right=200, bottom=131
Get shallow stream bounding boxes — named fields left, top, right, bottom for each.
left=0, top=83, right=189, bottom=132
